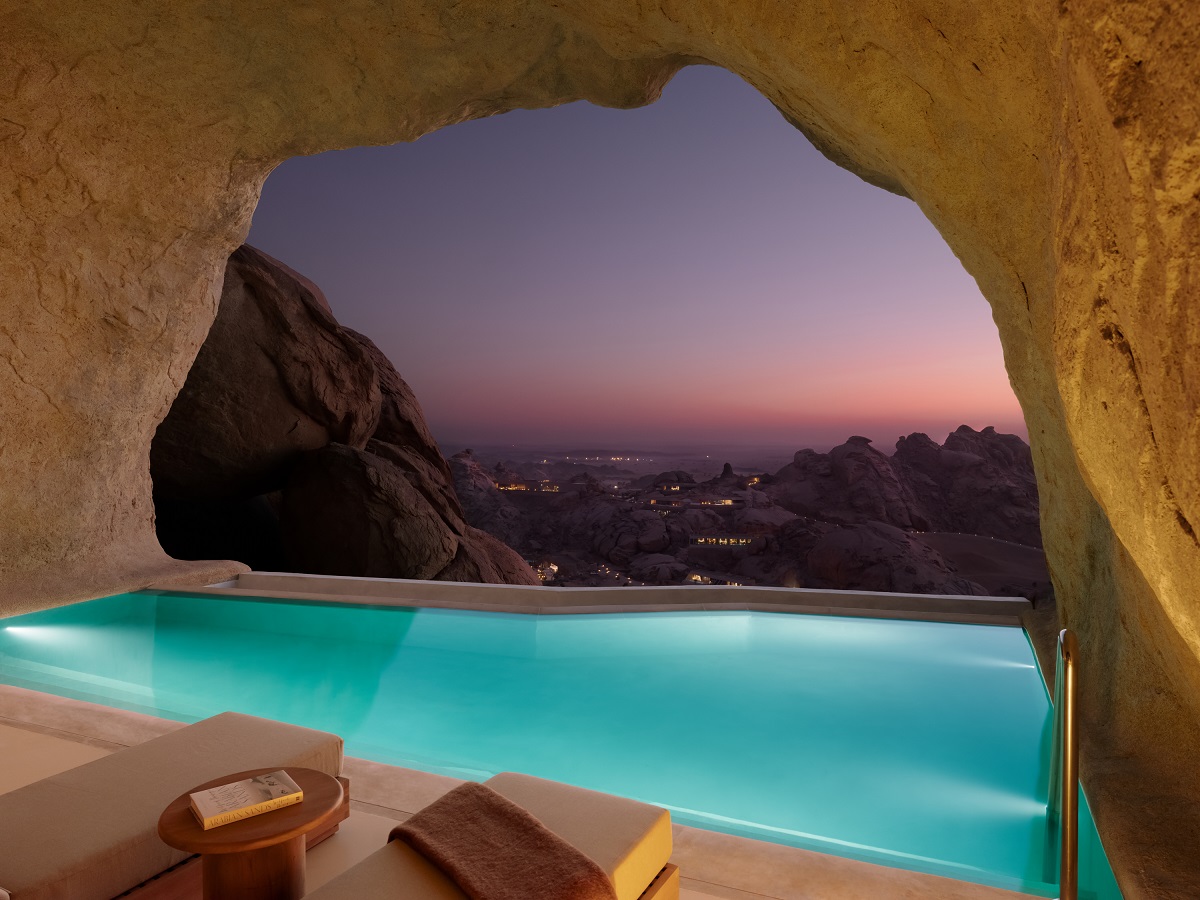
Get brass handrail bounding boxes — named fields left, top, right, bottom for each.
left=1047, top=628, right=1079, bottom=900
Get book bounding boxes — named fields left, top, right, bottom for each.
left=189, top=769, right=304, bottom=830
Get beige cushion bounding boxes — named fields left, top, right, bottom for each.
left=310, top=773, right=672, bottom=900
left=0, top=712, right=342, bottom=900
left=486, top=773, right=672, bottom=900
left=309, top=839, right=469, bottom=899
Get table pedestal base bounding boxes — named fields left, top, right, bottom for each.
left=201, top=835, right=305, bottom=900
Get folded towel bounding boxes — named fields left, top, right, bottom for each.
left=390, top=782, right=618, bottom=900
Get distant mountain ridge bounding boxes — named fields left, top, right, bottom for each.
left=452, top=429, right=1049, bottom=600
left=763, top=427, right=1041, bottom=547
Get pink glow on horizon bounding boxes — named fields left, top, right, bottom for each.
left=249, top=67, right=1028, bottom=451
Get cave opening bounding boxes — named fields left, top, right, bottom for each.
left=150, top=65, right=1045, bottom=599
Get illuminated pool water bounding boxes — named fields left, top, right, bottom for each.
left=0, top=592, right=1119, bottom=896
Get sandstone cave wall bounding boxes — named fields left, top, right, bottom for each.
left=1, top=2, right=1197, bottom=894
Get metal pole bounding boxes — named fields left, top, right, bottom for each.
left=1059, top=628, right=1079, bottom=900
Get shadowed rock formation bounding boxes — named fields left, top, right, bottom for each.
left=152, top=245, right=381, bottom=500
left=805, top=521, right=987, bottom=596
left=452, top=434, right=1046, bottom=599
left=768, top=436, right=929, bottom=531
left=893, top=427, right=1041, bottom=547
left=152, top=246, right=537, bottom=586
left=764, top=429, right=1041, bottom=547
left=449, top=450, right=527, bottom=547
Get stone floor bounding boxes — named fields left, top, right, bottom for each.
left=0, top=687, right=1032, bottom=899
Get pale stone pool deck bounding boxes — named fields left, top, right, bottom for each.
left=0, top=685, right=1032, bottom=900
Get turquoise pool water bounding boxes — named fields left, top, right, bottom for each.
left=0, top=592, right=1119, bottom=896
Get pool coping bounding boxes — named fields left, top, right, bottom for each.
left=147, top=571, right=1032, bottom=626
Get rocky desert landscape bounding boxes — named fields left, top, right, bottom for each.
left=153, top=245, right=1049, bottom=604
left=451, top=428, right=1051, bottom=600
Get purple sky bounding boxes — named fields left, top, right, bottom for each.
left=248, top=65, right=1026, bottom=451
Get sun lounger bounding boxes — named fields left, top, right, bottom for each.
left=0, top=712, right=344, bottom=900
left=307, top=772, right=679, bottom=900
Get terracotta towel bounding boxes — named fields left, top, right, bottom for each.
left=390, top=781, right=618, bottom=900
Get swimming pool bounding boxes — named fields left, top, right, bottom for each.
left=0, top=591, right=1119, bottom=896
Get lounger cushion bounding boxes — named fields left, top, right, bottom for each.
left=308, top=773, right=672, bottom=900
left=485, top=773, right=672, bottom=900
left=0, top=712, right=342, bottom=900
left=310, top=839, right=469, bottom=899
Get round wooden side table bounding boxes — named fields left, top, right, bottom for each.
left=158, top=766, right=344, bottom=900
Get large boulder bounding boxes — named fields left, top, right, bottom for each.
left=804, top=521, right=988, bottom=596
left=348, top=328, right=467, bottom=527
left=764, top=430, right=1042, bottom=547
left=630, top=553, right=689, bottom=585
left=449, top=450, right=526, bottom=546
left=152, top=245, right=380, bottom=500
left=282, top=443, right=459, bottom=579
left=152, top=246, right=537, bottom=586
left=767, top=437, right=930, bottom=530
left=281, top=443, right=537, bottom=583
left=439, top=526, right=543, bottom=585
left=893, top=426, right=1042, bottom=547
left=914, top=532, right=1052, bottom=603
left=593, top=509, right=671, bottom=563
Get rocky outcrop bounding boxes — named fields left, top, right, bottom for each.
left=592, top=508, right=672, bottom=564
left=633, top=470, right=695, bottom=490
left=152, top=247, right=537, bottom=586
left=5, top=2, right=1200, bottom=892
left=349, top=328, right=468, bottom=530
left=689, top=514, right=994, bottom=597
left=764, top=429, right=1040, bottom=546
left=152, top=245, right=380, bottom=501
left=630, top=553, right=689, bottom=585
left=449, top=450, right=525, bottom=547
left=731, top=505, right=798, bottom=533
left=455, top=436, right=1036, bottom=599
left=893, top=426, right=1041, bottom=547
left=805, top=522, right=988, bottom=596
left=282, top=443, right=461, bottom=579
left=916, top=532, right=1051, bottom=601
left=769, top=437, right=929, bottom=530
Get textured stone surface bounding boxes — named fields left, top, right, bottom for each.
left=152, top=244, right=381, bottom=500
left=282, top=443, right=461, bottom=580
left=452, top=437, right=1040, bottom=598
left=769, top=437, right=930, bottom=531
left=152, top=247, right=537, bottom=585
left=449, top=450, right=527, bottom=547
left=764, top=429, right=1042, bottom=547
left=893, top=427, right=1042, bottom=547
left=1, top=1, right=1198, bottom=894
left=805, top=521, right=988, bottom=596
left=282, top=443, right=538, bottom=583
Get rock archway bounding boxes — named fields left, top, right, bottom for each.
left=2, top=2, right=1197, bottom=894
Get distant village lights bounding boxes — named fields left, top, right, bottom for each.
left=690, top=535, right=756, bottom=547
left=563, top=455, right=650, bottom=462
left=496, top=479, right=559, bottom=492
left=470, top=448, right=773, bottom=589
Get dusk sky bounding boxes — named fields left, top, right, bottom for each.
left=248, top=65, right=1026, bottom=452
